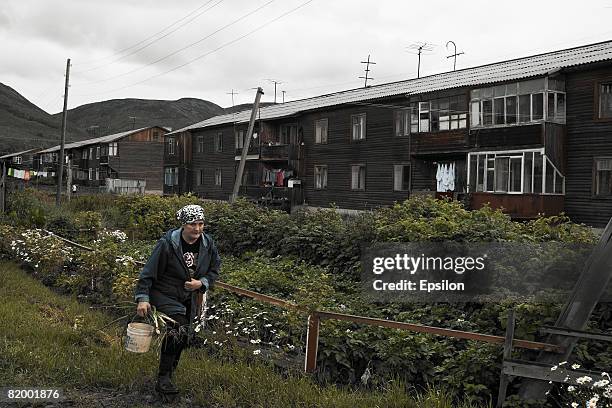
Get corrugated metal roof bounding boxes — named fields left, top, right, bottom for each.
left=0, top=148, right=38, bottom=159
left=37, top=127, right=150, bottom=154
left=169, top=40, right=612, bottom=134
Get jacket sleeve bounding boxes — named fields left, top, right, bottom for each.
left=199, top=235, right=221, bottom=293
left=134, top=238, right=168, bottom=303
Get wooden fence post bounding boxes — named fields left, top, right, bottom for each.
left=305, top=313, right=320, bottom=373
left=497, top=309, right=515, bottom=408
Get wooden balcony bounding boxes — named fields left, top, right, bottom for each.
left=470, top=192, right=564, bottom=219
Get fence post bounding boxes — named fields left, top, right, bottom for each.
left=305, top=312, right=320, bottom=373
left=497, top=309, right=515, bottom=408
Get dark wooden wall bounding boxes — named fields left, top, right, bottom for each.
left=564, top=66, right=612, bottom=227
left=468, top=124, right=543, bottom=149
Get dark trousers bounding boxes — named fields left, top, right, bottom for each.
left=158, top=302, right=191, bottom=376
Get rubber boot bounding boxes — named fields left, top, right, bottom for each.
left=156, top=354, right=178, bottom=394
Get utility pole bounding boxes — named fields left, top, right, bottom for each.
left=56, top=58, right=70, bottom=207
left=266, top=79, right=283, bottom=104
left=359, top=54, right=376, bottom=87
left=408, top=42, right=434, bottom=78
left=231, top=87, right=264, bottom=203
left=226, top=89, right=239, bottom=108
left=281, top=90, right=286, bottom=103
left=0, top=161, right=6, bottom=214
left=446, top=40, right=465, bottom=71
left=66, top=159, right=72, bottom=202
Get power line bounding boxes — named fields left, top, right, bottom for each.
left=75, top=0, right=222, bottom=71
left=74, top=0, right=315, bottom=99
left=74, top=0, right=275, bottom=87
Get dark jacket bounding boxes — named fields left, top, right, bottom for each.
left=134, top=228, right=221, bottom=316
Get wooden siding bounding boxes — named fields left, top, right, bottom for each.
left=564, top=66, right=612, bottom=227
left=114, top=141, right=164, bottom=192
left=544, top=122, right=566, bottom=173
left=191, top=125, right=236, bottom=201
left=300, top=101, right=413, bottom=210
left=471, top=192, right=564, bottom=218
left=468, top=124, right=543, bottom=149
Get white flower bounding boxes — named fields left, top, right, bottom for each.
left=567, top=386, right=575, bottom=392
left=287, top=344, right=295, bottom=350
left=558, top=361, right=567, bottom=366
left=576, top=376, right=592, bottom=384
left=593, top=379, right=609, bottom=388
left=571, top=364, right=581, bottom=370
left=250, top=339, right=261, bottom=344
left=571, top=403, right=578, bottom=408
left=587, top=395, right=599, bottom=408
left=551, top=365, right=558, bottom=371
left=264, top=324, right=272, bottom=328
left=253, top=349, right=261, bottom=355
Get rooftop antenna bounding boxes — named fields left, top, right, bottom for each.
left=446, top=40, right=465, bottom=71
left=226, top=89, right=239, bottom=108
left=281, top=90, right=286, bottom=103
left=359, top=54, right=376, bottom=87
left=407, top=42, right=434, bottom=78
left=265, top=79, right=283, bottom=103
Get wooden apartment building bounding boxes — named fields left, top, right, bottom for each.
left=167, top=41, right=612, bottom=227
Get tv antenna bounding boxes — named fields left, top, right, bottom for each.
left=407, top=42, right=435, bottom=78
left=265, top=79, right=283, bottom=103
left=359, top=54, right=376, bottom=87
left=226, top=89, right=239, bottom=108
left=446, top=40, right=465, bottom=71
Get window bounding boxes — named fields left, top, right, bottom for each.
left=594, top=158, right=612, bottom=196
left=108, top=143, right=118, bottom=156
left=600, top=83, right=612, bottom=118
left=314, top=165, right=327, bottom=189
left=351, top=114, right=366, bottom=140
left=152, top=131, right=159, bottom=141
left=235, top=130, right=245, bottom=149
left=174, top=167, right=179, bottom=186
left=88, top=168, right=93, bottom=180
left=470, top=79, right=565, bottom=127
left=81, top=150, right=87, bottom=159
left=197, top=169, right=204, bottom=186
left=13, top=156, right=22, bottom=165
left=394, top=164, right=410, bottom=191
left=89, top=148, right=93, bottom=160
left=215, top=132, right=223, bottom=152
left=351, top=164, right=366, bottom=190
left=197, top=136, right=204, bottom=153
left=468, top=149, right=564, bottom=194
left=96, top=146, right=100, bottom=159
left=394, top=110, right=410, bottom=136
left=164, top=167, right=179, bottom=186
left=215, top=169, right=222, bottom=186
left=280, top=124, right=297, bottom=144
left=95, top=168, right=99, bottom=181
left=167, top=137, right=175, bottom=155
left=409, top=97, right=467, bottom=133
left=315, top=119, right=328, bottom=143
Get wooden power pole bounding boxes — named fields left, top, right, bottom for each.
left=56, top=58, right=71, bottom=207
left=231, top=87, right=264, bottom=203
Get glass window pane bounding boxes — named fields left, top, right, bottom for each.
left=519, top=95, right=531, bottom=123
left=495, top=157, right=509, bottom=192
left=555, top=170, right=564, bottom=194
left=471, top=101, right=480, bottom=127
left=469, top=155, right=477, bottom=192
left=486, top=157, right=495, bottom=191
left=523, top=152, right=533, bottom=193
left=509, top=157, right=522, bottom=192
left=545, top=161, right=554, bottom=193
left=483, top=100, right=493, bottom=125
left=600, top=84, right=612, bottom=118
left=519, top=78, right=545, bottom=94
left=533, top=93, right=544, bottom=120
left=477, top=155, right=485, bottom=192
left=533, top=152, right=543, bottom=193
left=506, top=96, right=517, bottom=124
left=494, top=97, right=505, bottom=125
left=431, top=100, right=439, bottom=132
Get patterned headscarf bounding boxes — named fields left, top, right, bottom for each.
left=176, top=204, right=205, bottom=224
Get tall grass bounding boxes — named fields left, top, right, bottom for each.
left=0, top=261, right=489, bottom=407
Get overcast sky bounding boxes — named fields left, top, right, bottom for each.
left=1, top=0, right=612, bottom=115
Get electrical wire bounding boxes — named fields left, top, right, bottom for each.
left=75, top=0, right=222, bottom=71
left=73, top=0, right=315, bottom=99
left=74, top=0, right=275, bottom=87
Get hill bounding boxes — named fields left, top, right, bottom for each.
left=56, top=97, right=226, bottom=138
left=0, top=83, right=87, bottom=155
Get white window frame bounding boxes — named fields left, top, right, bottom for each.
left=394, top=109, right=410, bottom=137
left=314, top=165, right=328, bottom=189
left=197, top=136, right=204, bottom=153
left=351, top=114, right=366, bottom=141
left=215, top=132, right=223, bottom=152
left=351, top=164, right=366, bottom=190
left=235, top=130, right=245, bottom=149
left=88, top=168, right=93, bottom=180
left=167, top=137, right=175, bottom=155
left=467, top=148, right=565, bottom=195
left=215, top=168, right=222, bottom=186
left=393, top=164, right=411, bottom=191
left=108, top=143, right=118, bottom=156
left=315, top=118, right=328, bottom=144
left=600, top=83, right=612, bottom=119
left=594, top=157, right=612, bottom=197
left=96, top=146, right=100, bottom=159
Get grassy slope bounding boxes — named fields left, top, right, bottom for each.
left=0, top=261, right=487, bottom=408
